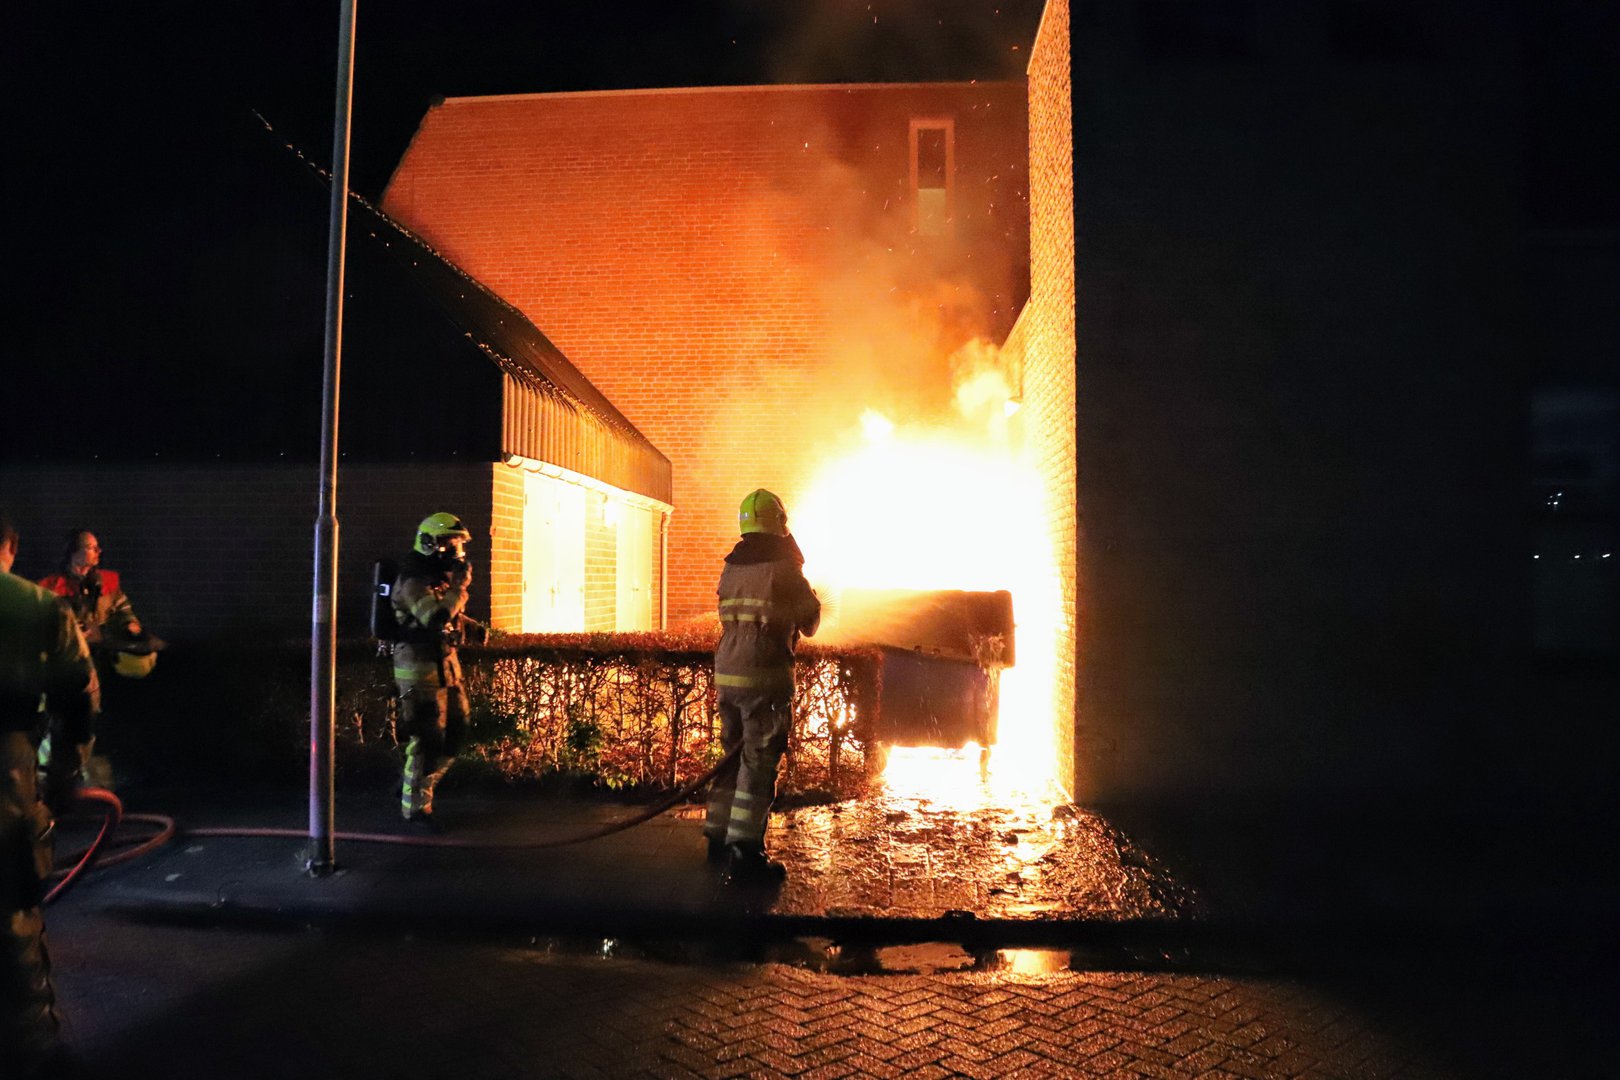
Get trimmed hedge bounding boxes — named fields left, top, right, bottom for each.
left=97, top=629, right=881, bottom=801
left=446, top=628, right=881, bottom=798
left=311, top=624, right=883, bottom=798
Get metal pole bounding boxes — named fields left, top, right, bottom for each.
left=309, top=0, right=358, bottom=876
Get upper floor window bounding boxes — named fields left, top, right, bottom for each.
left=910, top=118, right=955, bottom=238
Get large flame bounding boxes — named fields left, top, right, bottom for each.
left=792, top=346, right=1062, bottom=803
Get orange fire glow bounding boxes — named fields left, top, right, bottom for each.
left=792, top=347, right=1063, bottom=803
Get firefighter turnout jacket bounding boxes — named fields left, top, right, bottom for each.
left=715, top=533, right=821, bottom=698
left=37, top=567, right=139, bottom=648
left=390, top=552, right=471, bottom=688
left=1, top=572, right=100, bottom=753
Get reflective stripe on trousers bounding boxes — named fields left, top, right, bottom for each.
left=400, top=736, right=451, bottom=818
left=2, top=730, right=62, bottom=1067
left=704, top=693, right=790, bottom=849
left=396, top=681, right=467, bottom=818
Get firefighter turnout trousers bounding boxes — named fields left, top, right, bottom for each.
left=393, top=644, right=467, bottom=820
left=2, top=730, right=61, bottom=1073
left=704, top=688, right=791, bottom=850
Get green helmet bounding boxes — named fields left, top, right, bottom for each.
left=414, top=512, right=471, bottom=557
left=738, top=489, right=788, bottom=536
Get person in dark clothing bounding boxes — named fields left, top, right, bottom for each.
left=1, top=512, right=100, bottom=1075
left=705, top=489, right=820, bottom=885
left=37, top=528, right=150, bottom=797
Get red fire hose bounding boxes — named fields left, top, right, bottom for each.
left=44, top=743, right=740, bottom=904
left=45, top=788, right=177, bottom=906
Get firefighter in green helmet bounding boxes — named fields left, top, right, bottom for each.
left=391, top=512, right=475, bottom=822
left=705, top=489, right=820, bottom=885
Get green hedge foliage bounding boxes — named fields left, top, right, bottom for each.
left=331, top=628, right=882, bottom=799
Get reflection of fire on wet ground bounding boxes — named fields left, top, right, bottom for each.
left=763, top=758, right=1201, bottom=922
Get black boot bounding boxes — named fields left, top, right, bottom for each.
left=721, top=842, right=786, bottom=886
left=704, top=833, right=727, bottom=867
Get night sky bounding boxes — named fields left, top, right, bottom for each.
left=5, top=1, right=1616, bottom=461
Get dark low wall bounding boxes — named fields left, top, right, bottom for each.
left=0, top=462, right=495, bottom=641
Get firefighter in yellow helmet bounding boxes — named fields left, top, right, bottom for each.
left=705, top=489, right=820, bottom=885
left=1, top=511, right=100, bottom=1075
left=391, top=513, right=474, bottom=822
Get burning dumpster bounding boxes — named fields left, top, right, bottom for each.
left=824, top=588, right=1014, bottom=749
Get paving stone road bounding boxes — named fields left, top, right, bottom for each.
left=35, top=784, right=1612, bottom=1078
left=48, top=908, right=1461, bottom=1080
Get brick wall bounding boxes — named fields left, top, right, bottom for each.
left=584, top=490, right=617, bottom=632
left=489, top=463, right=524, bottom=631
left=654, top=509, right=667, bottom=628
left=1023, top=0, right=1079, bottom=797
left=1, top=463, right=495, bottom=641
left=383, top=82, right=1029, bottom=620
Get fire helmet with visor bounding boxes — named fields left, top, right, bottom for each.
left=738, top=489, right=789, bottom=537
left=414, top=512, right=472, bottom=558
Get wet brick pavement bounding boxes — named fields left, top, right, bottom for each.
left=50, top=913, right=1449, bottom=1080
left=37, top=783, right=1614, bottom=1077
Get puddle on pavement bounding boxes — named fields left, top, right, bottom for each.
left=763, top=779, right=1200, bottom=923
left=502, top=767, right=1204, bottom=978
left=669, top=749, right=1199, bottom=923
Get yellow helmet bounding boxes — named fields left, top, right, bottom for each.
left=738, top=489, right=788, bottom=536
left=113, top=650, right=157, bottom=679
left=414, top=512, right=471, bottom=557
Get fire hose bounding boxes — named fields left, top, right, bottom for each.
left=44, top=743, right=741, bottom=905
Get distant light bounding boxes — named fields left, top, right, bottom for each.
left=1605, top=553, right=1613, bottom=559
left=1574, top=554, right=1582, bottom=560
left=1533, top=554, right=1541, bottom=559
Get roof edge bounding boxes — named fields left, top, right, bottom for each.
left=258, top=113, right=660, bottom=449
left=438, top=79, right=1026, bottom=106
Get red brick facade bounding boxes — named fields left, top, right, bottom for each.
left=489, top=463, right=525, bottom=631
left=1023, top=1, right=1078, bottom=795
left=382, top=82, right=1029, bottom=620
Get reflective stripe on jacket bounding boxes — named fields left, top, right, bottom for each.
left=390, top=554, right=470, bottom=685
